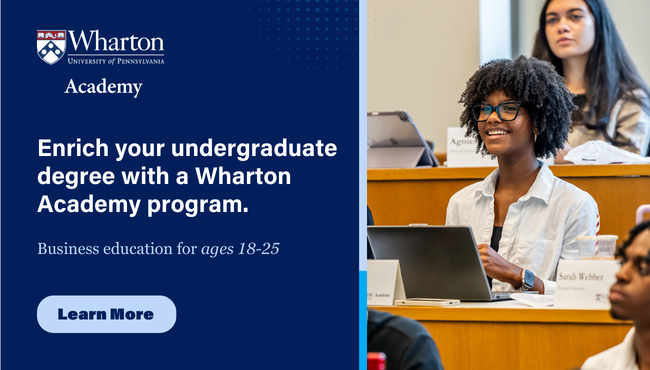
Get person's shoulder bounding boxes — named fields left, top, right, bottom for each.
left=581, top=341, right=628, bottom=370
left=543, top=169, right=598, bottom=217
left=584, top=328, right=637, bottom=370
left=368, top=309, right=392, bottom=326
left=368, top=310, right=443, bottom=370
left=619, top=88, right=649, bottom=106
left=626, top=88, right=647, bottom=99
left=547, top=171, right=594, bottom=204
left=450, top=181, right=483, bottom=200
left=550, top=176, right=590, bottom=197
left=449, top=170, right=497, bottom=204
left=367, top=309, right=430, bottom=341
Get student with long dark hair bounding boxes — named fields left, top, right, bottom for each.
left=532, top=0, right=650, bottom=157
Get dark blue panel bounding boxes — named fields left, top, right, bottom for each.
left=2, top=1, right=359, bottom=368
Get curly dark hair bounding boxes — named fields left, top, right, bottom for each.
left=617, top=219, right=650, bottom=260
left=459, top=55, right=575, bottom=159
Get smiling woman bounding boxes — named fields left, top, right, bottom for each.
left=446, top=56, right=599, bottom=295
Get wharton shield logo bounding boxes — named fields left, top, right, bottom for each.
left=37, top=30, right=66, bottom=65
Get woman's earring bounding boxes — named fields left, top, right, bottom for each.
left=534, top=134, right=537, bottom=143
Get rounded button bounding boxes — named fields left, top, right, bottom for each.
left=37, top=295, right=176, bottom=333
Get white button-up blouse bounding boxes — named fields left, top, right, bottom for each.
left=445, top=162, right=599, bottom=295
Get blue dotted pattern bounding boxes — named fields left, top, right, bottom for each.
left=231, top=0, right=359, bottom=81
left=371, top=0, right=398, bottom=66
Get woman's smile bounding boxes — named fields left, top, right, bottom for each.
left=485, top=128, right=511, bottom=137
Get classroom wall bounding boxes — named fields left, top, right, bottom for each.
left=369, top=0, right=650, bottom=152
left=367, top=0, right=480, bottom=153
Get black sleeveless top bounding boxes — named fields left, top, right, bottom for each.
left=487, top=226, right=503, bottom=288
left=573, top=94, right=587, bottom=111
left=572, top=94, right=588, bottom=124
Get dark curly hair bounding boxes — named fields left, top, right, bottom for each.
left=617, top=219, right=650, bottom=260
left=459, top=56, right=575, bottom=159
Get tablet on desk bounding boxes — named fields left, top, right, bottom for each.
left=367, top=111, right=439, bottom=168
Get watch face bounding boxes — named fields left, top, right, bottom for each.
left=524, top=270, right=535, bottom=287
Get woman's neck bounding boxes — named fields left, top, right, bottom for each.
left=496, top=153, right=540, bottom=189
left=562, top=54, right=589, bottom=95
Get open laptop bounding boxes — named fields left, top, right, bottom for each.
left=367, top=225, right=514, bottom=301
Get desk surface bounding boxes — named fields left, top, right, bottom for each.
left=368, top=164, right=650, bottom=241
left=371, top=300, right=626, bottom=323
left=370, top=303, right=633, bottom=370
left=368, top=163, right=650, bottom=180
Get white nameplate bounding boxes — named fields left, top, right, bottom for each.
left=367, top=260, right=406, bottom=306
left=554, top=260, right=620, bottom=308
left=447, top=127, right=497, bottom=167
left=446, top=127, right=553, bottom=167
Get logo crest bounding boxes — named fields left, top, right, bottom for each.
left=37, top=30, right=66, bottom=65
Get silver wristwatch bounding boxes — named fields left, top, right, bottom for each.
left=520, top=269, right=534, bottom=291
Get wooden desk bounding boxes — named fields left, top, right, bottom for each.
left=368, top=164, right=650, bottom=241
left=370, top=302, right=633, bottom=370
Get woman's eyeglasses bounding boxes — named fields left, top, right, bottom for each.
left=472, top=102, right=522, bottom=122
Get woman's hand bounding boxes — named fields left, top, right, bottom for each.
left=477, top=243, right=545, bottom=293
left=477, top=243, right=521, bottom=286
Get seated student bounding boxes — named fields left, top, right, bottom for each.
left=368, top=309, right=444, bottom=370
left=446, top=56, right=598, bottom=295
left=532, top=0, right=650, bottom=158
left=582, top=220, right=650, bottom=370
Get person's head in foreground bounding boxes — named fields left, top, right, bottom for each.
left=582, top=220, right=650, bottom=369
left=367, top=309, right=444, bottom=370
left=610, top=220, right=650, bottom=322
left=459, top=55, right=573, bottom=163
left=533, top=0, right=650, bottom=154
